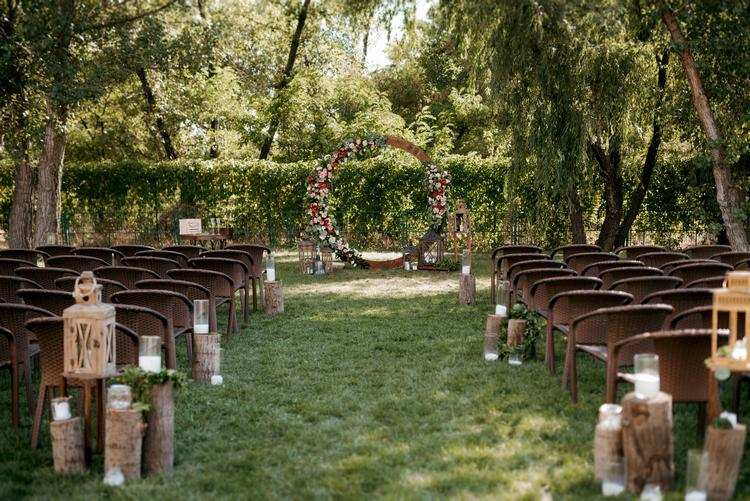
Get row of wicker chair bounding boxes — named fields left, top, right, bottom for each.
left=491, top=243, right=744, bottom=427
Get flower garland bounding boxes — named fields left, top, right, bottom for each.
left=306, top=134, right=451, bottom=265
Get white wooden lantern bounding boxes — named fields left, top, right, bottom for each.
left=63, top=271, right=116, bottom=378
left=710, top=271, right=750, bottom=371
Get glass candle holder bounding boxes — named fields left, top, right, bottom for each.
left=508, top=348, right=523, bottom=366
left=107, top=384, right=132, bottom=410
left=194, top=299, right=209, bottom=334
left=634, top=353, right=660, bottom=399
left=484, top=332, right=499, bottom=361
left=51, top=396, right=72, bottom=421
left=139, top=336, right=162, bottom=373
left=496, top=280, right=511, bottom=316
left=595, top=404, right=622, bottom=479
left=601, top=458, right=626, bottom=496
left=461, top=250, right=471, bottom=275
left=640, top=484, right=662, bottom=501
left=685, top=449, right=708, bottom=501
left=266, top=254, right=276, bottom=282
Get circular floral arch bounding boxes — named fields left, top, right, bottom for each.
left=306, top=134, right=450, bottom=267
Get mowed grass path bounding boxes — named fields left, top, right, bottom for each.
left=2, top=254, right=749, bottom=499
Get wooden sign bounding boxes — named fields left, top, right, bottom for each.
left=179, top=218, right=202, bottom=235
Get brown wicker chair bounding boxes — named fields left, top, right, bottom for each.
left=642, top=288, right=713, bottom=328
left=35, top=244, right=75, bottom=258
left=668, top=262, right=733, bottom=286
left=0, top=258, right=36, bottom=275
left=610, top=276, right=683, bottom=303
left=167, top=268, right=236, bottom=337
left=546, top=290, right=633, bottom=375
left=226, top=244, right=272, bottom=311
left=709, top=251, right=750, bottom=267
left=490, top=248, right=546, bottom=304
left=683, top=244, right=732, bottom=259
left=0, top=304, right=54, bottom=425
left=136, top=279, right=216, bottom=332
left=16, top=266, right=78, bottom=290
left=565, top=252, right=619, bottom=274
left=54, top=276, right=126, bottom=302
left=94, top=266, right=159, bottom=289
left=111, top=289, right=194, bottom=366
left=0, top=249, right=49, bottom=265
left=162, top=245, right=204, bottom=260
left=113, top=303, right=175, bottom=369
left=0, top=276, right=41, bottom=302
left=565, top=304, right=672, bottom=403
left=639, top=251, right=690, bottom=269
left=189, top=257, right=248, bottom=326
left=613, top=245, right=666, bottom=259
left=736, top=259, right=750, bottom=271
left=685, top=276, right=726, bottom=289
left=660, top=258, right=714, bottom=274
left=16, top=289, right=75, bottom=316
left=599, top=267, right=664, bottom=290
left=528, top=276, right=603, bottom=317
left=513, top=268, right=577, bottom=306
left=201, top=249, right=255, bottom=314
left=507, top=260, right=568, bottom=290
left=72, top=247, right=125, bottom=266
left=121, top=256, right=180, bottom=279
left=47, top=255, right=108, bottom=273
left=611, top=329, right=721, bottom=428
left=497, top=253, right=548, bottom=281
left=135, top=249, right=188, bottom=268
left=111, top=244, right=155, bottom=257
left=550, top=244, right=602, bottom=261
left=668, top=306, right=736, bottom=333
left=581, top=260, right=643, bottom=278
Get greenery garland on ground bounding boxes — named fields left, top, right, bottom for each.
left=305, top=135, right=451, bottom=265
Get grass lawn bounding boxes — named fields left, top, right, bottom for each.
left=2, top=254, right=749, bottom=499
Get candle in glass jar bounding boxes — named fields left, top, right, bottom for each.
left=495, top=304, right=507, bottom=316
left=139, top=355, right=161, bottom=373
left=634, top=373, right=660, bottom=398
left=404, top=261, right=410, bottom=271
left=461, top=265, right=471, bottom=275
left=601, top=481, right=625, bottom=496
left=194, top=323, right=209, bottom=334
left=51, top=398, right=72, bottom=421
left=211, top=374, right=223, bottom=385
left=684, top=491, right=706, bottom=501
left=267, top=268, right=276, bottom=282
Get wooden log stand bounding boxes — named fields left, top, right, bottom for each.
left=264, top=281, right=284, bottom=315
left=459, top=274, right=476, bottom=305
left=621, top=391, right=674, bottom=493
left=192, top=334, right=221, bottom=381
left=704, top=424, right=746, bottom=500
left=104, top=408, right=145, bottom=481
left=485, top=314, right=503, bottom=335
left=50, top=417, right=86, bottom=474
left=507, top=319, right=526, bottom=348
left=143, top=382, right=175, bottom=476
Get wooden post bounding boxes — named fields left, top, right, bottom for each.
left=594, top=421, right=623, bottom=480
left=104, top=408, right=145, bottom=481
left=459, top=274, right=476, bottom=305
left=143, top=382, right=175, bottom=476
left=485, top=314, right=503, bottom=335
left=704, top=424, right=746, bottom=500
left=621, top=391, right=674, bottom=493
left=192, top=334, right=221, bottom=381
left=50, top=418, right=86, bottom=474
left=507, top=319, right=526, bottom=348
left=264, top=281, right=284, bottom=315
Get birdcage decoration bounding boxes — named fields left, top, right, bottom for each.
left=298, top=239, right=315, bottom=275
left=710, top=271, right=750, bottom=371
left=321, top=246, right=334, bottom=273
left=448, top=200, right=472, bottom=262
left=418, top=229, right=445, bottom=270
left=63, top=271, right=116, bottom=378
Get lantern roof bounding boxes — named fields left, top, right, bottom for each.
left=421, top=228, right=442, bottom=243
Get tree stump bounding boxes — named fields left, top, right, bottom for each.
left=594, top=420, right=623, bottom=480
left=704, top=424, right=746, bottom=500
left=104, top=408, right=145, bottom=481
left=143, top=382, right=175, bottom=476
left=264, top=281, right=284, bottom=315
left=507, top=319, right=526, bottom=348
left=192, top=334, right=221, bottom=381
left=50, top=417, right=86, bottom=474
left=459, top=274, right=476, bottom=305
left=485, top=314, right=503, bottom=335
left=621, top=391, right=674, bottom=493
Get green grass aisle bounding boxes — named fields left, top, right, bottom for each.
left=1, top=254, right=748, bottom=499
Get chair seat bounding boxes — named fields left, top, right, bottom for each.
left=577, top=344, right=608, bottom=361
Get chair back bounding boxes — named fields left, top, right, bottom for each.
left=0, top=249, right=49, bottom=265
left=0, top=258, right=35, bottom=275
left=47, top=255, right=108, bottom=273
left=683, top=245, right=732, bottom=260
left=507, top=260, right=567, bottom=287
left=167, top=269, right=234, bottom=298
left=94, top=266, right=159, bottom=289
left=111, top=289, right=192, bottom=331
left=514, top=268, right=576, bottom=305
left=550, top=244, right=602, bottom=261
left=609, top=276, right=682, bottom=303
left=639, top=251, right=690, bottom=268
left=113, top=303, right=175, bottom=369
left=660, top=258, right=713, bottom=273
left=188, top=257, right=247, bottom=289
left=0, top=276, right=41, bottom=302
left=565, top=252, right=619, bottom=274
left=199, top=250, right=254, bottom=278
left=35, top=245, right=75, bottom=258
left=24, top=317, right=67, bottom=389
left=0, top=304, right=54, bottom=371
left=73, top=247, right=124, bottom=265
left=642, top=288, right=713, bottom=327
left=668, top=262, right=733, bottom=286
left=16, top=289, right=75, bottom=316
left=497, top=253, right=547, bottom=280
left=582, top=260, right=643, bottom=278
left=548, top=290, right=633, bottom=328
left=226, top=244, right=271, bottom=277
left=135, top=250, right=188, bottom=268
left=55, top=276, right=126, bottom=302
left=162, top=245, right=204, bottom=259
left=528, top=276, right=602, bottom=315
left=121, top=256, right=180, bottom=279
left=685, top=276, right=726, bottom=289
left=111, top=244, right=155, bottom=257
left=735, top=259, right=750, bottom=271
left=599, top=267, right=663, bottom=290
left=709, top=251, right=750, bottom=266
left=613, top=245, right=666, bottom=259
left=16, top=267, right=77, bottom=289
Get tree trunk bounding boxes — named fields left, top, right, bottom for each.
left=143, top=382, right=174, bottom=476
left=258, top=0, right=312, bottom=160
left=658, top=4, right=749, bottom=251
left=567, top=186, right=587, bottom=244
left=104, top=408, right=145, bottom=481
left=8, top=145, right=34, bottom=248
left=33, top=108, right=67, bottom=247
left=50, top=417, right=86, bottom=474
left=458, top=273, right=476, bottom=305
left=198, top=0, right=219, bottom=158
left=592, top=138, right=624, bottom=251
left=136, top=67, right=178, bottom=160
